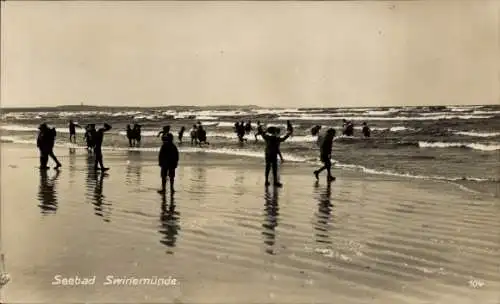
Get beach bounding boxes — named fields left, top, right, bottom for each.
left=1, top=143, right=499, bottom=303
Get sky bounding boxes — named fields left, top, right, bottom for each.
left=1, top=1, right=499, bottom=108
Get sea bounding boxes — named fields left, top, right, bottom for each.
left=1, top=104, right=499, bottom=196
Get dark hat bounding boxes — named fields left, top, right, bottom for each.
left=38, top=123, right=47, bottom=130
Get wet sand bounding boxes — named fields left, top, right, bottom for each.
left=1, top=143, right=499, bottom=303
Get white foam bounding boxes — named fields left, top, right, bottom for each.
left=277, top=115, right=493, bottom=121
left=0, top=124, right=86, bottom=134
left=418, top=141, right=500, bottom=151
left=452, top=130, right=500, bottom=138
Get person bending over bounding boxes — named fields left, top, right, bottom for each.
left=258, top=126, right=292, bottom=187
left=314, top=128, right=336, bottom=183
left=362, top=122, right=371, bottom=138
left=92, top=123, right=112, bottom=171
left=158, top=133, right=179, bottom=194
left=197, top=125, right=209, bottom=146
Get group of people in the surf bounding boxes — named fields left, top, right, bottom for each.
left=126, top=124, right=143, bottom=147
left=342, top=119, right=371, bottom=138
left=39, top=121, right=112, bottom=171
left=36, top=117, right=374, bottom=197
left=188, top=122, right=209, bottom=146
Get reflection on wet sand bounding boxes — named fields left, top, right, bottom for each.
left=90, top=171, right=111, bottom=222
left=68, top=148, right=76, bottom=185
left=262, top=187, right=279, bottom=255
left=37, top=169, right=60, bottom=215
left=234, top=169, right=245, bottom=198
left=314, top=182, right=333, bottom=245
left=126, top=151, right=142, bottom=187
left=159, top=193, right=180, bottom=254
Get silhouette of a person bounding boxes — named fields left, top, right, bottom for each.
left=314, top=128, right=336, bottom=182
left=314, top=182, right=333, bottom=245
left=37, top=169, right=60, bottom=215
left=68, top=119, right=82, bottom=143
left=92, top=123, right=112, bottom=171
left=159, top=193, right=180, bottom=254
left=257, top=126, right=292, bottom=187
left=262, top=187, right=279, bottom=255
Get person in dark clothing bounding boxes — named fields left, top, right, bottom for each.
left=178, top=126, right=185, bottom=144
left=314, top=128, right=336, bottom=182
left=244, top=121, right=252, bottom=134
left=92, top=123, right=112, bottom=171
left=126, top=124, right=134, bottom=147
left=236, top=122, right=247, bottom=143
left=157, top=125, right=171, bottom=141
left=133, top=124, right=142, bottom=146
left=362, top=122, right=371, bottom=138
left=286, top=120, right=294, bottom=134
left=190, top=125, right=198, bottom=145
left=68, top=120, right=81, bottom=143
left=46, top=126, right=62, bottom=169
left=84, top=124, right=95, bottom=153
left=255, top=121, right=264, bottom=142
left=258, top=126, right=292, bottom=187
left=197, top=125, right=209, bottom=146
left=37, top=124, right=50, bottom=169
left=342, top=119, right=354, bottom=136
left=37, top=124, right=62, bottom=169
left=158, top=133, right=179, bottom=194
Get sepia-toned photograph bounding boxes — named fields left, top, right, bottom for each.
left=1, top=0, right=499, bottom=303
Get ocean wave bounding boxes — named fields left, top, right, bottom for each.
left=418, top=141, right=500, bottom=151
left=0, top=124, right=87, bottom=134
left=333, top=161, right=498, bottom=184
left=277, top=115, right=493, bottom=121
left=451, top=130, right=500, bottom=138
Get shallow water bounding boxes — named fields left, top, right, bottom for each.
left=1, top=105, right=499, bottom=196
left=1, top=144, right=500, bottom=303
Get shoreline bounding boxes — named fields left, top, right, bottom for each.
left=0, top=142, right=495, bottom=199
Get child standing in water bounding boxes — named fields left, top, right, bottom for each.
left=258, top=126, right=292, bottom=187
left=314, top=128, right=336, bottom=183
left=92, top=123, right=112, bottom=171
left=158, top=133, right=179, bottom=194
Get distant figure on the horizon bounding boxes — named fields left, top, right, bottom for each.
left=362, top=122, right=371, bottom=138
left=157, top=125, right=171, bottom=141
left=178, top=126, right=185, bottom=144
left=92, top=123, right=112, bottom=171
left=255, top=121, right=264, bottom=142
left=68, top=120, right=81, bottom=143
left=85, top=124, right=96, bottom=153
left=314, top=128, right=336, bottom=183
left=197, top=125, right=209, bottom=146
left=190, top=124, right=198, bottom=145
left=258, top=126, right=292, bottom=187
left=37, top=123, right=62, bottom=169
left=342, top=119, right=354, bottom=136
left=158, top=133, right=179, bottom=194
